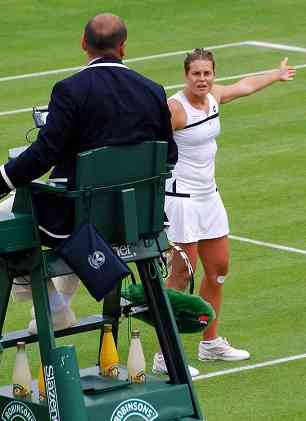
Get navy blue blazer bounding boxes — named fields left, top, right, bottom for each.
left=0, top=57, right=177, bottom=244
left=0, top=57, right=177, bottom=192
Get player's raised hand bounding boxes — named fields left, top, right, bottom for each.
left=279, top=57, right=296, bottom=81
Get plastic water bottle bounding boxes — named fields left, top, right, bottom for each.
left=99, top=324, right=119, bottom=377
left=127, top=329, right=146, bottom=384
left=12, top=342, right=32, bottom=400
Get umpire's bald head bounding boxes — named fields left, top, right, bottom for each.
left=82, top=13, right=127, bottom=58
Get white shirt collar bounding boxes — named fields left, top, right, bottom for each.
left=87, top=57, right=104, bottom=66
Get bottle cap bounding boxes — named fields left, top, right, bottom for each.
left=131, top=329, right=140, bottom=338
left=17, top=341, right=26, bottom=349
left=104, top=324, right=113, bottom=332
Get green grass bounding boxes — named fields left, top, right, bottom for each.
left=1, top=1, right=306, bottom=419
left=195, top=360, right=306, bottom=421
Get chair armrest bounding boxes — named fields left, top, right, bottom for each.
left=29, top=180, right=80, bottom=198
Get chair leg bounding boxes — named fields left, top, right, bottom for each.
left=31, top=262, right=56, bottom=359
left=136, top=257, right=202, bottom=419
left=31, top=255, right=88, bottom=421
left=48, top=346, right=88, bottom=421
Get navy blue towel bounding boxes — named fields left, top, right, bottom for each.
left=57, top=223, right=130, bottom=301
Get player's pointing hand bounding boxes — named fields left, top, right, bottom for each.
left=279, top=57, right=296, bottom=81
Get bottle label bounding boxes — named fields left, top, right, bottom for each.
left=130, top=370, right=146, bottom=384
left=13, top=384, right=32, bottom=400
left=101, top=364, right=119, bottom=378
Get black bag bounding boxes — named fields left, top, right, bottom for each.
left=57, top=223, right=130, bottom=301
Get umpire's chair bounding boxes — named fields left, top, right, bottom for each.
left=0, top=141, right=204, bottom=421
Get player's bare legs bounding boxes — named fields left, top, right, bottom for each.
left=198, top=236, right=229, bottom=340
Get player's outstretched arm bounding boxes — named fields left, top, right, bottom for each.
left=212, top=57, right=296, bottom=104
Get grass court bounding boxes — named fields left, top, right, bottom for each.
left=1, top=1, right=306, bottom=419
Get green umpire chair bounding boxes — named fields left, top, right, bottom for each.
left=0, top=141, right=204, bottom=421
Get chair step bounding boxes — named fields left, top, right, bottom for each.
left=0, top=314, right=112, bottom=349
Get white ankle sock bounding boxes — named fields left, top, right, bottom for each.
left=47, top=281, right=66, bottom=313
left=49, top=292, right=66, bottom=313
left=203, top=337, right=219, bottom=344
left=61, top=293, right=72, bottom=306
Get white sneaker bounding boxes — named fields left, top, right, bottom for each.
left=198, top=337, right=250, bottom=361
left=28, top=306, right=77, bottom=334
left=152, top=352, right=199, bottom=377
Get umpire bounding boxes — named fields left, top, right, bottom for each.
left=0, top=13, right=177, bottom=333
left=0, top=13, right=177, bottom=244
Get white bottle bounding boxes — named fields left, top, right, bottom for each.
left=127, top=329, right=146, bottom=384
left=12, top=342, right=32, bottom=400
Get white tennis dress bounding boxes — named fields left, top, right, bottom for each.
left=165, top=91, right=229, bottom=243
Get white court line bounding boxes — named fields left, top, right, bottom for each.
left=1, top=63, right=306, bottom=118
left=0, top=40, right=304, bottom=84
left=229, top=235, right=306, bottom=256
left=248, top=40, right=306, bottom=53
left=193, top=353, right=306, bottom=382
left=0, top=106, right=38, bottom=117
left=0, top=41, right=247, bottom=83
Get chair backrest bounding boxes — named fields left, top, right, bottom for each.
left=74, top=141, right=168, bottom=244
